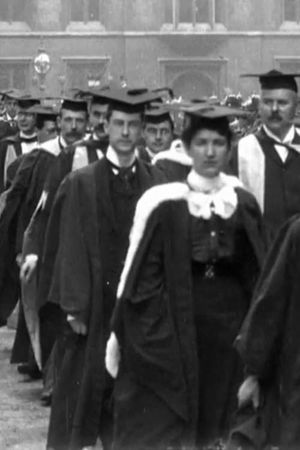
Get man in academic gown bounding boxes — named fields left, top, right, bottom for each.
left=0, top=106, right=59, bottom=368
left=0, top=93, right=40, bottom=193
left=86, top=88, right=109, bottom=145
left=20, top=97, right=106, bottom=384
left=231, top=70, right=300, bottom=245
left=137, top=106, right=174, bottom=163
left=45, top=88, right=165, bottom=450
left=0, top=99, right=91, bottom=374
left=0, top=90, right=20, bottom=139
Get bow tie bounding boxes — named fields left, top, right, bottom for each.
left=107, top=159, right=136, bottom=178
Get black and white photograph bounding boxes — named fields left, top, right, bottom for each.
left=0, top=1, right=300, bottom=449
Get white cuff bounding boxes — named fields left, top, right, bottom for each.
left=25, top=254, right=38, bottom=264
left=105, top=332, right=120, bottom=379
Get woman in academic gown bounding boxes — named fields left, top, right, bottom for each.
left=106, top=103, right=267, bottom=450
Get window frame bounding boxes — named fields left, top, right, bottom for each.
left=281, top=0, right=300, bottom=27
left=69, top=0, right=102, bottom=24
left=62, top=57, right=111, bottom=91
left=0, top=0, right=28, bottom=25
left=0, top=58, right=31, bottom=91
left=163, top=0, right=225, bottom=30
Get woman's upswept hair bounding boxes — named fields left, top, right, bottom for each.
left=181, top=115, right=232, bottom=148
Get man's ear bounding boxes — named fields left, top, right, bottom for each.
left=56, top=116, right=61, bottom=131
left=104, top=118, right=109, bottom=135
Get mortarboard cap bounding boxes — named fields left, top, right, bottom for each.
left=1, top=88, right=24, bottom=100
left=163, top=102, right=248, bottom=119
left=61, top=97, right=88, bottom=113
left=98, top=88, right=163, bottom=114
left=16, top=92, right=41, bottom=110
left=152, top=86, right=174, bottom=100
left=27, top=104, right=59, bottom=120
left=144, top=105, right=173, bottom=124
left=87, top=86, right=112, bottom=104
left=241, top=69, right=300, bottom=93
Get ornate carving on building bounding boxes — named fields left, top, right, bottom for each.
left=158, top=57, right=228, bottom=98
left=62, top=57, right=111, bottom=90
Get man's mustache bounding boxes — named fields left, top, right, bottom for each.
left=269, top=113, right=282, bottom=120
left=95, top=123, right=106, bottom=133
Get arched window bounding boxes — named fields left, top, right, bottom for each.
left=164, top=0, right=224, bottom=29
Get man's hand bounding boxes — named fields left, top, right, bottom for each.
left=238, top=375, right=260, bottom=409
left=68, top=317, right=87, bottom=336
left=20, top=254, right=38, bottom=283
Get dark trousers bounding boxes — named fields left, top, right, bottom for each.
left=113, top=372, right=185, bottom=450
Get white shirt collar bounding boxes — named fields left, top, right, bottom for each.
left=263, top=124, right=295, bottom=145
left=19, top=131, right=37, bottom=140
left=106, top=145, right=136, bottom=168
left=59, top=136, right=68, bottom=149
left=145, top=147, right=156, bottom=160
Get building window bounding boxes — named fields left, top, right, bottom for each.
left=0, top=0, right=27, bottom=22
left=164, top=0, right=224, bottom=29
left=0, top=62, right=29, bottom=90
left=282, top=0, right=300, bottom=27
left=70, top=0, right=101, bottom=22
left=63, top=58, right=110, bottom=91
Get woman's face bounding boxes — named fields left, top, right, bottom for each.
left=188, top=128, right=228, bottom=178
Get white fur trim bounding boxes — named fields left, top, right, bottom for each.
left=105, top=332, right=120, bottom=379
left=117, top=182, right=189, bottom=299
left=238, top=134, right=265, bottom=212
left=152, top=139, right=192, bottom=167
left=117, top=172, right=243, bottom=299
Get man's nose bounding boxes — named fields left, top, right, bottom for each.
left=122, top=123, right=129, bottom=135
left=271, top=101, right=279, bottom=112
left=155, top=130, right=162, bottom=140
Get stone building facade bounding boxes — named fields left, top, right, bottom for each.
left=0, top=0, right=300, bottom=98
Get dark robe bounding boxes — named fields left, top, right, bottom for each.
left=23, top=142, right=104, bottom=368
left=46, top=158, right=164, bottom=450
left=0, top=148, right=56, bottom=327
left=24, top=140, right=104, bottom=264
left=111, top=185, right=266, bottom=449
left=0, top=120, right=17, bottom=140
left=155, top=157, right=191, bottom=182
left=136, top=146, right=153, bottom=163
left=230, top=126, right=300, bottom=245
left=236, top=214, right=300, bottom=450
left=0, top=133, right=38, bottom=192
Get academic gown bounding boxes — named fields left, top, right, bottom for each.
left=153, top=146, right=192, bottom=182
left=0, top=133, right=38, bottom=193
left=230, top=126, right=300, bottom=245
left=155, top=157, right=191, bottom=181
left=46, top=158, right=164, bottom=450
left=110, top=185, right=265, bottom=449
left=0, top=148, right=56, bottom=328
left=23, top=141, right=104, bottom=368
left=236, top=214, right=300, bottom=450
left=0, top=120, right=17, bottom=140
